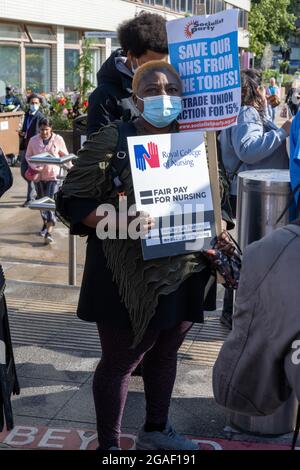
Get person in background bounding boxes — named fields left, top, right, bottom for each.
left=4, top=85, right=23, bottom=111
left=265, top=77, right=280, bottom=122
left=219, top=69, right=291, bottom=329
left=285, top=79, right=300, bottom=118
left=19, top=94, right=44, bottom=207
left=87, top=12, right=169, bottom=136
left=25, top=118, right=69, bottom=245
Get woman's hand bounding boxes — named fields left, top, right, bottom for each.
left=83, top=209, right=155, bottom=235
left=126, top=212, right=155, bottom=236
left=33, top=166, right=43, bottom=172
left=215, top=230, right=236, bottom=256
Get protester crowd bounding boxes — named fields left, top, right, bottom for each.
left=1, top=10, right=300, bottom=451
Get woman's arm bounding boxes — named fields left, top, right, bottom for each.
left=57, top=135, right=68, bottom=156
left=231, top=108, right=290, bottom=164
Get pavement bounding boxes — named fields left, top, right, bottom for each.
left=0, top=166, right=297, bottom=451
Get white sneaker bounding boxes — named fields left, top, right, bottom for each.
left=44, top=233, right=54, bottom=244
left=135, top=422, right=199, bottom=450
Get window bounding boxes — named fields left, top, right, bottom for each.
left=65, top=30, right=80, bottom=45
left=111, top=37, right=121, bottom=51
left=206, top=0, right=212, bottom=14
left=180, top=0, right=186, bottom=11
left=65, top=49, right=80, bottom=91
left=89, top=49, right=105, bottom=87
left=238, top=9, right=248, bottom=29
left=26, top=25, right=56, bottom=42
left=26, top=47, right=51, bottom=92
left=88, top=37, right=106, bottom=46
left=215, top=0, right=223, bottom=12
left=0, top=45, right=21, bottom=88
left=0, top=23, right=26, bottom=40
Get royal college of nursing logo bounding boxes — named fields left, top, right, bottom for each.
left=134, top=142, right=160, bottom=172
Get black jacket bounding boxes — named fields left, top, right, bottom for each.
left=87, top=49, right=138, bottom=136
left=21, top=110, right=44, bottom=148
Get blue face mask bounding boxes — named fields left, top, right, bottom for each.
left=30, top=103, right=40, bottom=113
left=137, top=95, right=182, bottom=128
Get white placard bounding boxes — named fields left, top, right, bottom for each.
left=0, top=121, right=9, bottom=131
left=127, top=132, right=215, bottom=260
left=166, top=9, right=241, bottom=131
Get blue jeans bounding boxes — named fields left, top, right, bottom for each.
left=35, top=181, right=58, bottom=224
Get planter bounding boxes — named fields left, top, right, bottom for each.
left=54, top=129, right=73, bottom=153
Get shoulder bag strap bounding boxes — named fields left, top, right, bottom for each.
left=110, top=121, right=137, bottom=191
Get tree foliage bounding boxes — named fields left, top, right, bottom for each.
left=249, top=0, right=296, bottom=58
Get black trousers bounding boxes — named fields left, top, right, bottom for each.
left=0, top=294, right=20, bottom=431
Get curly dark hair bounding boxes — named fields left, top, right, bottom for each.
left=117, top=12, right=168, bottom=57
left=241, top=69, right=266, bottom=122
left=27, top=93, right=42, bottom=104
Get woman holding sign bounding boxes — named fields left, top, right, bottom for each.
left=56, top=61, right=233, bottom=451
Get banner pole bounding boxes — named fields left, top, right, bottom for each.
left=206, top=131, right=222, bottom=235
left=206, top=131, right=225, bottom=285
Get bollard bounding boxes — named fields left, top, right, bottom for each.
left=68, top=233, right=77, bottom=287
left=230, top=169, right=298, bottom=435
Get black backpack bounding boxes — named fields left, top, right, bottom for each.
left=0, top=148, right=13, bottom=198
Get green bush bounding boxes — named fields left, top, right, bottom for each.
left=50, top=114, right=72, bottom=130
left=262, top=69, right=281, bottom=82
left=282, top=74, right=294, bottom=87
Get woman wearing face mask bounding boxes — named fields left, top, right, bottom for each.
left=19, top=94, right=44, bottom=207
left=25, top=118, right=69, bottom=244
left=56, top=61, right=233, bottom=451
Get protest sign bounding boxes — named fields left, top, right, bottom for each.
left=166, top=9, right=241, bottom=131
left=127, top=132, right=215, bottom=260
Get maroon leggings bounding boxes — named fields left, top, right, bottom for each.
left=93, top=321, right=193, bottom=449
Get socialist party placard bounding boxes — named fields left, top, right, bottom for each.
left=166, top=9, right=241, bottom=131
left=127, top=132, right=215, bottom=260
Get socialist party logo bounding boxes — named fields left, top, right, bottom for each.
left=134, top=142, right=160, bottom=172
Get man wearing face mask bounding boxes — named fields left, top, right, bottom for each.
left=19, top=94, right=44, bottom=207
left=87, top=12, right=168, bottom=136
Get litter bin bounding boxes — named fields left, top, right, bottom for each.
left=0, top=111, right=24, bottom=164
left=73, top=114, right=87, bottom=154
left=230, top=169, right=298, bottom=435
